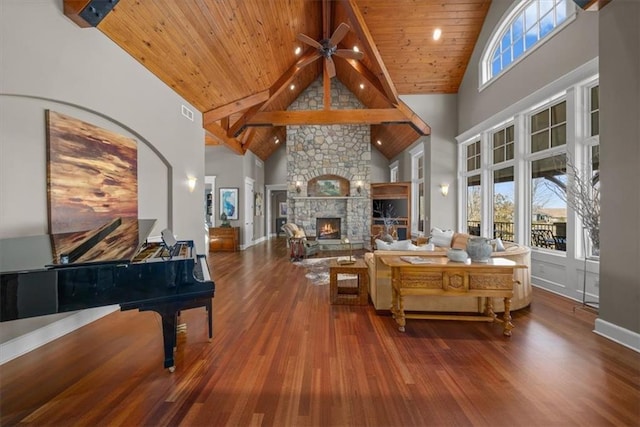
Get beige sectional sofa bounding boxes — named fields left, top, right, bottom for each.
left=363, top=238, right=531, bottom=313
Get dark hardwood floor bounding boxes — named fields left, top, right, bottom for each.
left=1, top=238, right=638, bottom=426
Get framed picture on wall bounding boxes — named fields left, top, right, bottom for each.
left=279, top=202, right=288, bottom=217
left=219, top=187, right=239, bottom=220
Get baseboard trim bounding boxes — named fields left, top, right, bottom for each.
left=0, top=305, right=118, bottom=365
left=594, top=318, right=640, bottom=353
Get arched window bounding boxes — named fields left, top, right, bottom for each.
left=479, top=0, right=576, bottom=89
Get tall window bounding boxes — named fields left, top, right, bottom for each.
left=494, top=167, right=515, bottom=242
left=529, top=100, right=567, bottom=252
left=465, top=140, right=481, bottom=235
left=411, top=149, right=425, bottom=233
left=480, top=0, right=575, bottom=88
left=587, top=84, right=600, bottom=257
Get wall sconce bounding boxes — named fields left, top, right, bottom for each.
left=295, top=181, right=302, bottom=193
left=356, top=181, right=362, bottom=194
left=188, top=176, right=197, bottom=192
left=440, top=183, right=449, bottom=197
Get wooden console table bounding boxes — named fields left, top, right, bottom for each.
left=379, top=256, right=526, bottom=336
left=209, top=227, right=239, bottom=252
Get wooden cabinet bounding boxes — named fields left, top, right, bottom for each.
left=371, top=182, right=411, bottom=241
left=209, top=227, right=239, bottom=252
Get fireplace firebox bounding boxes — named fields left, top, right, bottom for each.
left=316, top=218, right=341, bottom=240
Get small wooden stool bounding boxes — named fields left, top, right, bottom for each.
left=329, top=259, right=369, bottom=305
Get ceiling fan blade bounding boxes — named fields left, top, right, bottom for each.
left=334, top=49, right=364, bottom=60
left=325, top=56, right=336, bottom=78
left=329, top=22, right=350, bottom=47
left=296, top=33, right=322, bottom=50
left=297, top=52, right=322, bottom=68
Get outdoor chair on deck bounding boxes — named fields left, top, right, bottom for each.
left=281, top=223, right=319, bottom=260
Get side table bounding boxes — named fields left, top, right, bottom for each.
left=329, top=259, right=369, bottom=305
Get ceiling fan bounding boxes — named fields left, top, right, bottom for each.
left=296, top=22, right=364, bottom=78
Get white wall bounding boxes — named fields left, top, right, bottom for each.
left=0, top=0, right=206, bottom=360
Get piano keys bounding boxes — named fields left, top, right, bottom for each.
left=0, top=218, right=215, bottom=372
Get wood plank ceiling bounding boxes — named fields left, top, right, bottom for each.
left=64, top=0, right=491, bottom=161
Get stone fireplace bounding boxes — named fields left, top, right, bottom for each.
left=285, top=77, right=371, bottom=248
left=316, top=217, right=341, bottom=240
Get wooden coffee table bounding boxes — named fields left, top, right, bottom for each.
left=329, top=259, right=369, bottom=305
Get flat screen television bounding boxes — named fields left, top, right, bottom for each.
left=372, top=199, right=408, bottom=218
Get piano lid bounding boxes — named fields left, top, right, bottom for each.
left=0, top=219, right=156, bottom=274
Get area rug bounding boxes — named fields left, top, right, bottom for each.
left=294, top=257, right=359, bottom=286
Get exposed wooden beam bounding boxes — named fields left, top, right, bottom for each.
left=572, top=0, right=613, bottom=11
left=227, top=53, right=316, bottom=138
left=323, top=63, right=331, bottom=110
left=395, top=101, right=431, bottom=135
left=337, top=57, right=430, bottom=135
left=63, top=0, right=93, bottom=28
left=246, top=109, right=410, bottom=127
left=340, top=0, right=399, bottom=104
left=204, top=126, right=245, bottom=156
left=203, top=91, right=269, bottom=125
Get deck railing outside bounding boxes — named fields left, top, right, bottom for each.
left=466, top=221, right=567, bottom=251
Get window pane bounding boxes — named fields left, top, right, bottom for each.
left=467, top=175, right=481, bottom=235
left=551, top=101, right=566, bottom=125
left=494, top=166, right=515, bottom=242
left=591, top=86, right=599, bottom=110
left=501, top=31, right=512, bottom=51
left=531, top=155, right=567, bottom=252
left=591, top=111, right=599, bottom=136
left=506, top=125, right=514, bottom=142
left=540, top=0, right=554, bottom=17
left=467, top=158, right=475, bottom=171
left=502, top=50, right=512, bottom=68
left=525, top=3, right=538, bottom=30
left=531, top=110, right=549, bottom=132
left=492, top=58, right=501, bottom=76
left=525, top=26, right=538, bottom=49
left=551, top=124, right=566, bottom=147
left=513, top=36, right=524, bottom=59
left=557, top=0, right=567, bottom=23
left=494, top=146, right=505, bottom=163
left=493, top=130, right=505, bottom=148
left=531, top=130, right=549, bottom=153
left=513, top=15, right=524, bottom=39
left=506, top=142, right=515, bottom=160
left=540, top=11, right=554, bottom=37
left=467, top=144, right=475, bottom=157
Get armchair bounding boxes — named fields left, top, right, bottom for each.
left=281, top=223, right=319, bottom=260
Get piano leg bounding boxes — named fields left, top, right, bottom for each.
left=159, top=311, right=178, bottom=372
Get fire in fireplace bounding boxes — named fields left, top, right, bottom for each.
left=316, top=217, right=341, bottom=240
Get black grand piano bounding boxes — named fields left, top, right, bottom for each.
left=0, top=218, right=215, bottom=372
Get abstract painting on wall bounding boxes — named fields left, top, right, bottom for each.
left=46, top=110, right=138, bottom=234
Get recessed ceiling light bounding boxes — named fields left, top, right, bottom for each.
left=294, top=46, right=302, bottom=55
left=433, top=28, right=442, bottom=41
left=353, top=46, right=360, bottom=53
left=359, top=83, right=365, bottom=89
left=290, top=84, right=295, bottom=90
left=376, top=140, right=382, bottom=145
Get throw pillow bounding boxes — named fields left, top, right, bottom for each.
left=411, top=243, right=435, bottom=251
left=375, top=239, right=413, bottom=251
left=430, top=227, right=454, bottom=248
